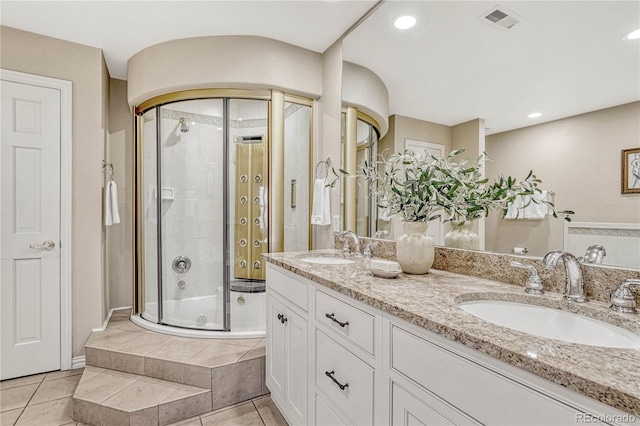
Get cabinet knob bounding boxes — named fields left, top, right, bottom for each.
left=277, top=313, right=287, bottom=324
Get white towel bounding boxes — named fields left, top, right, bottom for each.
left=505, top=195, right=524, bottom=219
left=378, top=207, right=391, bottom=222
left=105, top=180, right=121, bottom=226
left=311, top=178, right=331, bottom=226
left=524, top=191, right=549, bottom=220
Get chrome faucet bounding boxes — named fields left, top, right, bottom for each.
left=542, top=250, right=588, bottom=302
left=338, top=230, right=362, bottom=257
left=610, top=279, right=640, bottom=314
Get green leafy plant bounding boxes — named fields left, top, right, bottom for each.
left=356, top=149, right=572, bottom=224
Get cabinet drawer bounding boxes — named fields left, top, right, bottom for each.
left=266, top=264, right=308, bottom=311
left=316, top=393, right=348, bottom=426
left=316, top=290, right=375, bottom=354
left=316, top=330, right=374, bottom=425
left=391, top=381, right=476, bottom=426
left=390, top=325, right=594, bottom=425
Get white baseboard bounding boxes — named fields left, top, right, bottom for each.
left=72, top=356, right=86, bottom=369
left=92, top=306, right=132, bottom=332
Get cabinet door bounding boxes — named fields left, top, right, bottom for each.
left=285, top=307, right=308, bottom=425
left=266, top=295, right=286, bottom=405
left=391, top=382, right=472, bottom=426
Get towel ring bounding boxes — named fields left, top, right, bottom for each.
left=315, top=158, right=331, bottom=180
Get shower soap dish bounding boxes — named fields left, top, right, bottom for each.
left=370, top=259, right=402, bottom=279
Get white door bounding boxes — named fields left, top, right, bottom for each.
left=1, top=80, right=61, bottom=380
left=405, top=139, right=445, bottom=245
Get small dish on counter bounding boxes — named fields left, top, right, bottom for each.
left=370, top=267, right=402, bottom=279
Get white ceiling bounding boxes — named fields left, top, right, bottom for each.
left=1, top=1, right=638, bottom=134
left=343, top=1, right=640, bottom=134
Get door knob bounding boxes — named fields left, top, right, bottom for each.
left=30, top=240, right=55, bottom=250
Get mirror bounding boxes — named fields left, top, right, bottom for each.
left=342, top=1, right=640, bottom=269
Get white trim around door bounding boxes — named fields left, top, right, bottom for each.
left=1, top=69, right=73, bottom=371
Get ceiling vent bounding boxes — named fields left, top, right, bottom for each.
left=480, top=5, right=522, bottom=29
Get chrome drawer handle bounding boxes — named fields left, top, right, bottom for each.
left=277, top=313, right=287, bottom=324
left=30, top=240, right=55, bottom=250
left=325, top=370, right=349, bottom=391
left=325, top=313, right=349, bottom=328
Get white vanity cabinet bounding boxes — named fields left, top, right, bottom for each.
left=266, top=263, right=635, bottom=426
left=266, top=265, right=310, bottom=425
left=385, top=317, right=633, bottom=426
left=313, top=289, right=383, bottom=425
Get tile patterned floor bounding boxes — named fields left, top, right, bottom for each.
left=1, top=369, right=286, bottom=425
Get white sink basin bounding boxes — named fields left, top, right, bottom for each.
left=459, top=300, right=640, bottom=349
left=299, top=256, right=355, bottom=265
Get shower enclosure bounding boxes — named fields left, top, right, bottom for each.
left=133, top=92, right=311, bottom=336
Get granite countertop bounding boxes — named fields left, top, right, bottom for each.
left=264, top=249, right=640, bottom=416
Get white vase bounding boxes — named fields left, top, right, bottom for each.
left=444, top=222, right=479, bottom=250
left=396, top=222, right=435, bottom=274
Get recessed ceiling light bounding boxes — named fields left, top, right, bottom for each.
left=624, top=28, right=640, bottom=40
left=393, top=14, right=418, bottom=30
left=527, top=112, right=543, bottom=118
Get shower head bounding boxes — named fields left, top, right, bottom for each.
left=179, top=117, right=189, bottom=133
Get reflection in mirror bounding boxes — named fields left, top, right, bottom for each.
left=342, top=1, right=640, bottom=269
left=355, top=118, right=380, bottom=237
left=341, top=107, right=382, bottom=238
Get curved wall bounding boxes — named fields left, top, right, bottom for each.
left=127, top=36, right=323, bottom=106
left=342, top=61, right=389, bottom=137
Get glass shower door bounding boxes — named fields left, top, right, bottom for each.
left=158, top=99, right=226, bottom=330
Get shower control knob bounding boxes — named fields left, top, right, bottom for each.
left=172, top=256, right=191, bottom=273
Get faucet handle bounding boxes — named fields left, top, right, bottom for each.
left=610, top=279, right=640, bottom=314
left=363, top=241, right=379, bottom=258
left=510, top=261, right=544, bottom=295
left=341, top=241, right=350, bottom=255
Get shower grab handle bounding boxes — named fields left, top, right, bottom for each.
left=325, top=313, right=349, bottom=328
left=291, top=179, right=296, bottom=209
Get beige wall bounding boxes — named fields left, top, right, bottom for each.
left=1, top=26, right=108, bottom=357
left=378, top=114, right=452, bottom=238
left=451, top=119, right=486, bottom=247
left=485, top=102, right=640, bottom=257
left=108, top=79, right=133, bottom=309
left=127, top=36, right=323, bottom=106
left=314, top=40, right=343, bottom=249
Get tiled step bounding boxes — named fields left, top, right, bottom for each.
left=73, top=366, right=212, bottom=426
left=73, top=312, right=270, bottom=425
left=84, top=314, right=266, bottom=392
